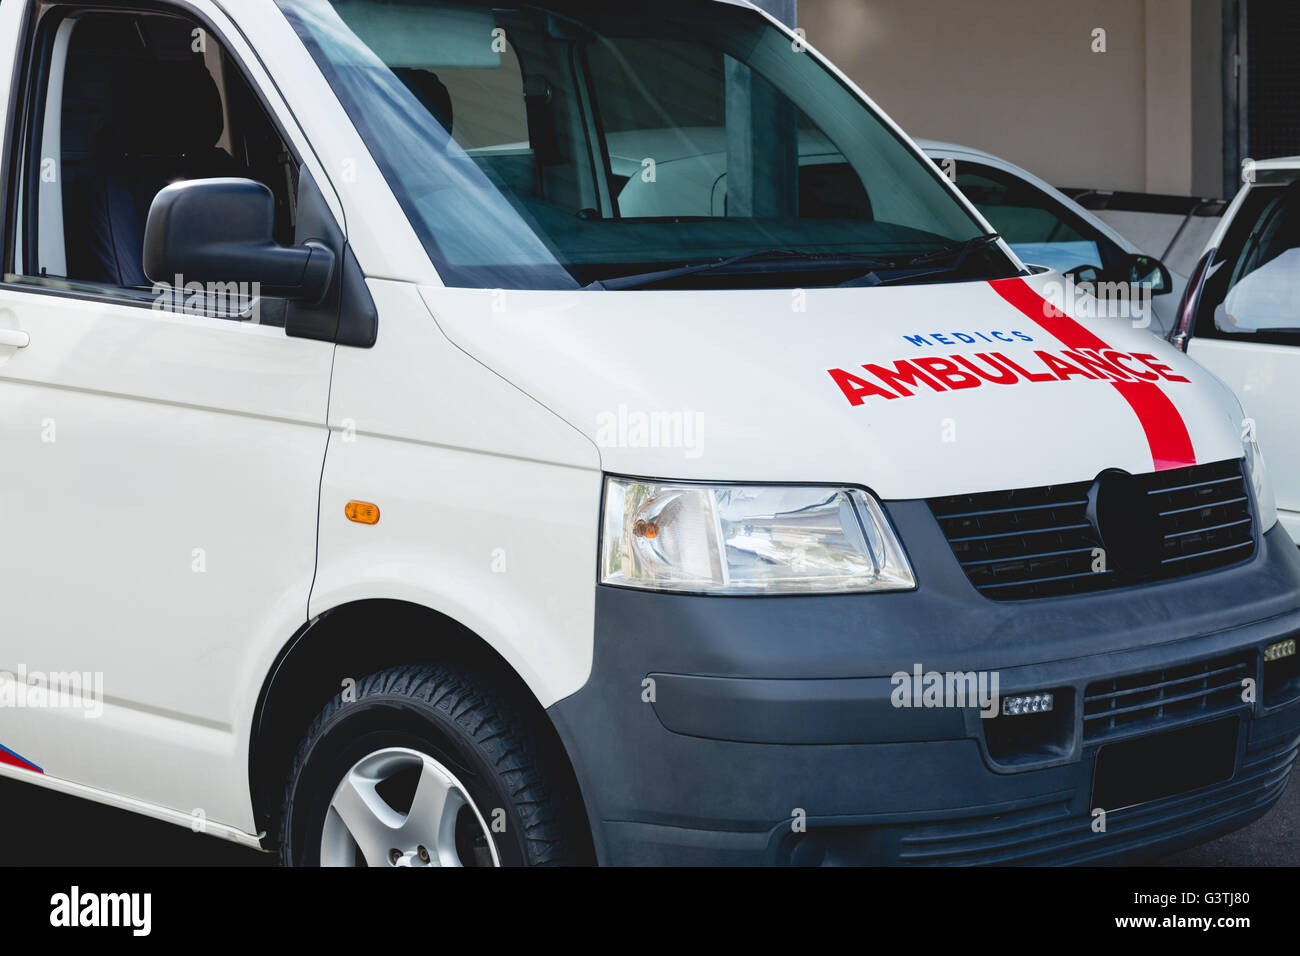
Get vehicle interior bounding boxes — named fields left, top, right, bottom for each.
left=12, top=9, right=296, bottom=312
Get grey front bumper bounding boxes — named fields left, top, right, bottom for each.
left=547, top=505, right=1300, bottom=865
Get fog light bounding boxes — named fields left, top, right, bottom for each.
left=1002, top=692, right=1054, bottom=717
left=1264, top=639, right=1296, bottom=663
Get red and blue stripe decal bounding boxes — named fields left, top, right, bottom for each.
left=0, top=744, right=43, bottom=774
left=990, top=277, right=1196, bottom=471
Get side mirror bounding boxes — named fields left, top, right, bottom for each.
left=143, top=178, right=334, bottom=303
left=1126, top=253, right=1173, bottom=296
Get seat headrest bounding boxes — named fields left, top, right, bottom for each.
left=100, top=59, right=225, bottom=157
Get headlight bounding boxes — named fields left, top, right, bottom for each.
left=1230, top=386, right=1278, bottom=534
left=600, top=478, right=915, bottom=594
left=1243, top=432, right=1278, bottom=533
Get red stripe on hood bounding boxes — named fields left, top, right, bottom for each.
left=990, top=277, right=1196, bottom=471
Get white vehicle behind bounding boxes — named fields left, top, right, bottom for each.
left=1170, top=157, right=1300, bottom=544
left=918, top=141, right=1186, bottom=337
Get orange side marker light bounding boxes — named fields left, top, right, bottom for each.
left=345, top=500, right=381, bottom=525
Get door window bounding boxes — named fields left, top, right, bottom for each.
left=951, top=161, right=1117, bottom=277
left=1207, top=181, right=1300, bottom=336
left=7, top=8, right=298, bottom=320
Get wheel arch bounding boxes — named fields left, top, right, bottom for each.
left=248, top=598, right=596, bottom=863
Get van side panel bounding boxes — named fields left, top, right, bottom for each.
left=308, top=280, right=601, bottom=709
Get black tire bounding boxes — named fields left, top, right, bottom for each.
left=278, top=662, right=574, bottom=866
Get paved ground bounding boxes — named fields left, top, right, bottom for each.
left=0, top=772, right=1293, bottom=865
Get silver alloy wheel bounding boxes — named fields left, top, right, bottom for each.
left=321, top=747, right=500, bottom=867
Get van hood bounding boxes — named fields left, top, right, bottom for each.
left=419, top=273, right=1243, bottom=500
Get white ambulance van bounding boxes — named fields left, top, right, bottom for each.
left=0, top=0, right=1296, bottom=866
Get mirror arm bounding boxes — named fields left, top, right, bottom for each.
left=252, top=240, right=334, bottom=302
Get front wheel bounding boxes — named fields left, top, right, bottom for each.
left=278, top=662, right=574, bottom=866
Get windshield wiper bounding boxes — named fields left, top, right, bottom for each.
left=838, top=233, right=1006, bottom=288
left=583, top=249, right=895, bottom=291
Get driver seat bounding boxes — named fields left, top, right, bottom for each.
left=80, top=60, right=233, bottom=287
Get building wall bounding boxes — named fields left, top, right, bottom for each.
left=798, top=0, right=1223, bottom=196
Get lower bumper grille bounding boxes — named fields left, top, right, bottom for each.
left=896, top=731, right=1297, bottom=865
left=1083, top=653, right=1253, bottom=745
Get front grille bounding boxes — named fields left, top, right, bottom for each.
left=929, top=459, right=1255, bottom=600
left=1150, top=460, right=1256, bottom=571
left=1083, top=653, right=1253, bottom=745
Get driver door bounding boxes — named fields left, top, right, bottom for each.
left=0, top=0, right=334, bottom=832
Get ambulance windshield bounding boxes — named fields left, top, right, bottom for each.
left=278, top=0, right=1020, bottom=290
